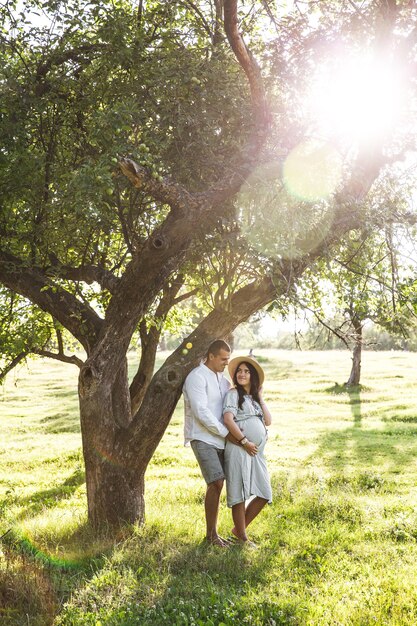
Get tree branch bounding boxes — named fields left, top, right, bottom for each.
left=129, top=276, right=194, bottom=412
left=119, top=158, right=198, bottom=213
left=213, top=0, right=224, bottom=45
left=45, top=259, right=120, bottom=293
left=172, top=288, right=199, bottom=305
left=0, top=351, right=29, bottom=383
left=31, top=348, right=84, bottom=367
left=180, top=0, right=213, bottom=40
left=333, top=258, right=398, bottom=293
left=0, top=250, right=103, bottom=351
left=223, top=0, right=269, bottom=125
left=137, top=0, right=144, bottom=28
left=34, top=43, right=106, bottom=96
left=114, top=181, right=134, bottom=255
left=307, top=306, right=351, bottom=349
left=0, top=343, right=83, bottom=382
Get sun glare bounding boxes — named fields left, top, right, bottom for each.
left=308, top=53, right=406, bottom=145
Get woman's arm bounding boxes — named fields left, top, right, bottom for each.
left=224, top=411, right=258, bottom=456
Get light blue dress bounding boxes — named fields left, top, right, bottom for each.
left=223, top=389, right=272, bottom=508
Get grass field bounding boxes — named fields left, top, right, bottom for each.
left=1, top=349, right=417, bottom=625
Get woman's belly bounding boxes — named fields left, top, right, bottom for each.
left=239, top=417, right=266, bottom=447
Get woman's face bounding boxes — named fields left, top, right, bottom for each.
left=236, top=363, right=251, bottom=389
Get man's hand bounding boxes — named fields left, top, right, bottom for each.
left=226, top=432, right=241, bottom=446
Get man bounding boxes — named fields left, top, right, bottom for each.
left=183, top=339, right=232, bottom=547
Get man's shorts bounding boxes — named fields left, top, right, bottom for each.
left=190, top=440, right=225, bottom=484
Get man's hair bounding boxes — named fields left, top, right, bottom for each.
left=206, top=339, right=231, bottom=358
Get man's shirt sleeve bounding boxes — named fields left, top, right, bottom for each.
left=185, top=372, right=228, bottom=438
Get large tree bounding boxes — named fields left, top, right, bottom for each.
left=1, top=0, right=416, bottom=528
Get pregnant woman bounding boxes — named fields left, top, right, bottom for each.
left=223, top=356, right=272, bottom=546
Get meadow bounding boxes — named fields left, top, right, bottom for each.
left=1, top=349, right=417, bottom=625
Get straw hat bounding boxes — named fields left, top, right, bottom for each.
left=228, top=355, right=265, bottom=386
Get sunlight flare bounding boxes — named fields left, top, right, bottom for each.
left=237, top=161, right=335, bottom=260
left=308, top=52, right=406, bottom=145
left=283, top=140, right=343, bottom=201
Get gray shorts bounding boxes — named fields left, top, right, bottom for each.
left=190, top=440, right=225, bottom=484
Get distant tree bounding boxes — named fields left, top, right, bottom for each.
left=296, top=223, right=417, bottom=384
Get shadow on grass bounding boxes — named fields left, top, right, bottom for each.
left=15, top=469, right=85, bottom=520
left=311, top=419, right=417, bottom=475
left=314, top=382, right=417, bottom=475
left=134, top=541, right=300, bottom=625
left=383, top=415, right=417, bottom=424
left=55, top=526, right=303, bottom=626
left=0, top=521, right=121, bottom=626
left=262, top=357, right=296, bottom=381
left=3, top=475, right=365, bottom=626
left=39, top=410, right=80, bottom=434
left=51, top=478, right=366, bottom=626
left=325, top=383, right=363, bottom=425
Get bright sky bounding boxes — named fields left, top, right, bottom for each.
left=307, top=51, right=408, bottom=147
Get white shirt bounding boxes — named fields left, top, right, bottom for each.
left=183, top=363, right=231, bottom=449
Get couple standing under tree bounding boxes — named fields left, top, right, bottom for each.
left=183, top=340, right=272, bottom=547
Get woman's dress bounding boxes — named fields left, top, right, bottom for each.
left=223, top=388, right=272, bottom=508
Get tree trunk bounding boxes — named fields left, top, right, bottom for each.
left=83, top=447, right=145, bottom=528
left=78, top=358, right=148, bottom=528
left=347, top=322, right=362, bottom=386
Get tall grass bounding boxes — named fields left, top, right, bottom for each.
left=1, top=350, right=417, bottom=624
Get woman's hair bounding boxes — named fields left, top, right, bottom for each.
left=232, top=361, right=261, bottom=409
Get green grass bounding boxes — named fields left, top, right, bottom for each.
left=2, top=350, right=417, bottom=625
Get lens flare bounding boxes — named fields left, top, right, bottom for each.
left=283, top=141, right=343, bottom=201
left=91, top=444, right=128, bottom=470
left=17, top=535, right=82, bottom=569
left=237, top=160, right=335, bottom=260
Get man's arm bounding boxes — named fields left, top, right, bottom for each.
left=226, top=432, right=240, bottom=445
left=184, top=373, right=229, bottom=438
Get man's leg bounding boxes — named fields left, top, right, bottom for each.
left=190, top=441, right=229, bottom=546
left=205, top=478, right=225, bottom=545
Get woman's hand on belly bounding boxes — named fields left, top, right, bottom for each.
left=243, top=440, right=258, bottom=456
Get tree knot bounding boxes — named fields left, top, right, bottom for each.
left=151, top=235, right=168, bottom=250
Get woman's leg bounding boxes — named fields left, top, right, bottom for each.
left=231, top=497, right=268, bottom=538
left=244, top=496, right=268, bottom=528
left=231, top=502, right=247, bottom=541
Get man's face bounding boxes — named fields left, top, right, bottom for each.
left=207, top=348, right=230, bottom=373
